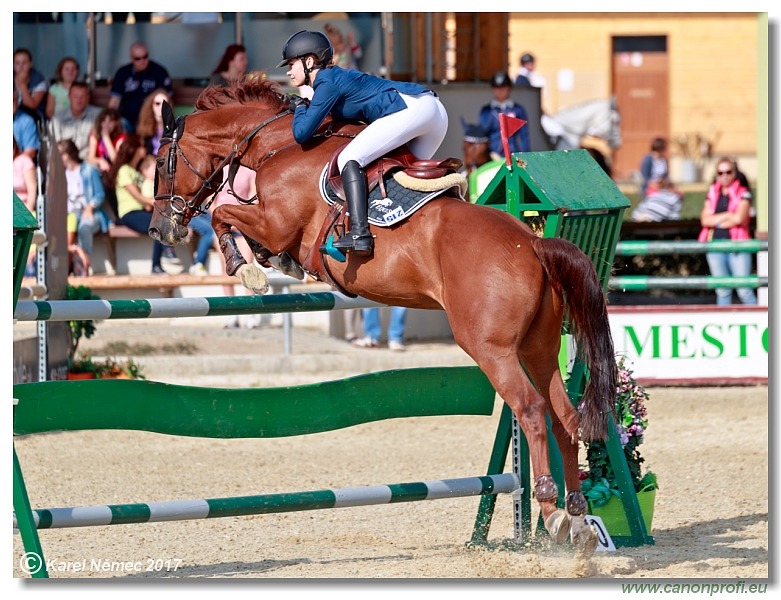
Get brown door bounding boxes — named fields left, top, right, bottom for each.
left=611, top=37, right=669, bottom=181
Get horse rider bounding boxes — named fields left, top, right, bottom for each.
left=478, top=71, right=530, bottom=160
left=278, top=30, right=448, bottom=257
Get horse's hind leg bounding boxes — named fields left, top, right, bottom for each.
left=524, top=355, right=598, bottom=557
left=466, top=351, right=570, bottom=543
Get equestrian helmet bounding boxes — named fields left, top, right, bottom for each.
left=490, top=71, right=513, bottom=88
left=277, top=30, right=334, bottom=68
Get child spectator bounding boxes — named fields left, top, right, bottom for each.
left=631, top=177, right=683, bottom=222
left=46, top=56, right=81, bottom=119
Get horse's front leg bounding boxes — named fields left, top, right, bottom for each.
left=212, top=207, right=269, bottom=295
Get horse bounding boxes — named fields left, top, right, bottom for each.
left=544, top=97, right=621, bottom=152
left=149, top=78, right=618, bottom=557
left=461, top=119, right=491, bottom=177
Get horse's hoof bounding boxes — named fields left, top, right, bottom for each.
left=544, top=509, right=571, bottom=545
left=237, top=264, right=270, bottom=295
left=268, top=253, right=305, bottom=280
left=570, top=517, right=598, bottom=559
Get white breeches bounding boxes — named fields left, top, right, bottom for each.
left=337, top=92, right=449, bottom=172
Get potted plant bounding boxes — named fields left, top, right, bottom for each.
left=95, top=356, right=146, bottom=380
left=580, top=355, right=658, bottom=535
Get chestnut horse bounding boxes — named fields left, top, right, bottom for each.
left=150, top=79, right=617, bottom=556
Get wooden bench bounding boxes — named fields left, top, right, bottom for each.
left=96, top=224, right=146, bottom=274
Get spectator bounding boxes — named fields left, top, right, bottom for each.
left=323, top=23, right=362, bottom=70
left=59, top=139, right=110, bottom=275
left=105, top=134, right=168, bottom=275
left=13, top=90, right=40, bottom=162
left=343, top=309, right=361, bottom=343
left=51, top=82, right=101, bottom=161
left=87, top=107, right=126, bottom=174
left=46, top=56, right=80, bottom=119
left=698, top=157, right=757, bottom=305
left=639, top=137, right=669, bottom=198
left=136, top=88, right=173, bottom=156
left=478, top=71, right=530, bottom=160
left=353, top=307, right=408, bottom=352
left=13, top=47, right=48, bottom=124
left=14, top=137, right=37, bottom=213
left=209, top=44, right=249, bottom=86
left=515, top=52, right=546, bottom=89
left=108, top=42, right=173, bottom=133
left=631, top=177, right=683, bottom=222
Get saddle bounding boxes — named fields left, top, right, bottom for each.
left=326, top=145, right=463, bottom=202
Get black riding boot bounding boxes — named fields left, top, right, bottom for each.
left=333, top=160, right=374, bottom=256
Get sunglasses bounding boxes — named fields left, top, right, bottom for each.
left=132, top=54, right=149, bottom=61
left=717, top=169, right=734, bottom=176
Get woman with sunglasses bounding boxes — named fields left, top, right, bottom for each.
left=698, top=157, right=757, bottom=305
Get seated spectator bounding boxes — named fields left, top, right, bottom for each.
left=108, top=41, right=173, bottom=134
left=106, top=134, right=168, bottom=275
left=209, top=44, right=249, bottom=87
left=136, top=88, right=172, bottom=156
left=639, top=137, right=669, bottom=197
left=87, top=107, right=126, bottom=174
left=323, top=23, right=362, bottom=70
left=631, top=177, right=683, bottom=222
left=59, top=139, right=110, bottom=275
left=13, top=90, right=40, bottom=162
left=13, top=47, right=48, bottom=124
left=14, top=137, right=37, bottom=213
left=46, top=56, right=81, bottom=119
left=51, top=82, right=101, bottom=161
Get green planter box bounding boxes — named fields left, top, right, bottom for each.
left=589, top=489, right=656, bottom=536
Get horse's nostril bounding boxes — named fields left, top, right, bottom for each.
left=148, top=228, right=160, bottom=241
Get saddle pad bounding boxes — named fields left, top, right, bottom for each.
left=319, top=166, right=464, bottom=227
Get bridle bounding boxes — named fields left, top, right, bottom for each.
left=463, top=134, right=489, bottom=174
left=154, top=103, right=295, bottom=221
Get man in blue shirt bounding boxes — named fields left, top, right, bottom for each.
left=478, top=71, right=530, bottom=159
left=108, top=42, right=173, bottom=133
left=13, top=91, right=40, bottom=161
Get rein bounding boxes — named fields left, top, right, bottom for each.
left=156, top=104, right=359, bottom=220
left=155, top=108, right=294, bottom=218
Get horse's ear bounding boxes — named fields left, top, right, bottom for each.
left=462, top=119, right=487, bottom=140
left=162, top=101, right=176, bottom=136
left=175, top=115, right=185, bottom=139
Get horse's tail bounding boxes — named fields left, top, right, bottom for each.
left=532, top=236, right=617, bottom=441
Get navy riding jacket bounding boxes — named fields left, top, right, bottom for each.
left=292, top=66, right=431, bottom=144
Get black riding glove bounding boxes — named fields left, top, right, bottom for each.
left=289, top=95, right=309, bottom=111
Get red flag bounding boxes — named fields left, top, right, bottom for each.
left=499, top=113, right=527, bottom=167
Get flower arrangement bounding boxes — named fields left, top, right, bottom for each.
left=580, top=355, right=658, bottom=507
left=69, top=353, right=146, bottom=379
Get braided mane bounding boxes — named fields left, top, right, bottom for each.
left=195, top=77, right=288, bottom=113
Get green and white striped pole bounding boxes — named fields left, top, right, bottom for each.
left=15, top=474, right=519, bottom=530
left=14, top=292, right=383, bottom=322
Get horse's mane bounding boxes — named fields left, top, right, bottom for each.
left=195, top=78, right=288, bottom=113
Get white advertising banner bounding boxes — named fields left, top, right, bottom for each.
left=607, top=307, right=768, bottom=383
